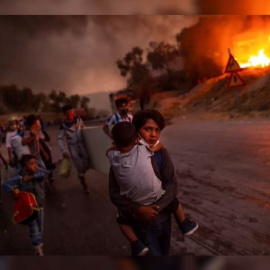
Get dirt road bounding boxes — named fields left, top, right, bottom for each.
left=164, top=117, right=270, bottom=255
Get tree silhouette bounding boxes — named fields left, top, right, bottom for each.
left=66, top=94, right=81, bottom=108
left=117, top=47, right=150, bottom=88
left=147, top=41, right=180, bottom=75
left=80, top=96, right=90, bottom=115
left=33, top=93, right=48, bottom=111
left=117, top=47, right=152, bottom=109
left=48, top=90, right=67, bottom=112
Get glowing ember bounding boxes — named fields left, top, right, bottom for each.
left=238, top=49, right=270, bottom=68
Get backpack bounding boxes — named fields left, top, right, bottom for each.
left=13, top=191, right=40, bottom=225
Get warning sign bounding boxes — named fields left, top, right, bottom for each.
left=225, top=54, right=242, bottom=73
left=228, top=72, right=245, bottom=88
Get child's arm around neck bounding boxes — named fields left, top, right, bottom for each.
left=106, top=142, right=118, bottom=157
left=149, top=141, right=163, bottom=152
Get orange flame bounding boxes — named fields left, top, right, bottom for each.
left=239, top=49, right=270, bottom=68
left=233, top=34, right=270, bottom=69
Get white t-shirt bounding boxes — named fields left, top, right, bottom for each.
left=10, top=135, right=30, bottom=159
left=5, top=131, right=17, bottom=148
left=107, top=144, right=164, bottom=205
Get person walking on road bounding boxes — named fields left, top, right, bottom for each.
left=2, top=154, right=47, bottom=255
left=57, top=105, right=90, bottom=194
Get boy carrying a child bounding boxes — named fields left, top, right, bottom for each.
left=107, top=122, right=198, bottom=256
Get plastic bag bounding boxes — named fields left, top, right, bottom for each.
left=59, top=157, right=72, bottom=178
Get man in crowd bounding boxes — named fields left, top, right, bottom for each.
left=58, top=105, right=90, bottom=194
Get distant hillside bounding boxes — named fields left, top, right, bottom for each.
left=84, top=67, right=270, bottom=121
left=182, top=67, right=270, bottom=116
left=149, top=67, right=270, bottom=120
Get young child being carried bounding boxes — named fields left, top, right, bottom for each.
left=107, top=122, right=198, bottom=256
left=2, top=154, right=47, bottom=255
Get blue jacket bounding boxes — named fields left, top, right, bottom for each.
left=2, top=168, right=46, bottom=207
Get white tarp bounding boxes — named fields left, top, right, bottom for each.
left=81, top=126, right=111, bottom=175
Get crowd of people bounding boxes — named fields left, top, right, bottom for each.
left=1, top=97, right=198, bottom=256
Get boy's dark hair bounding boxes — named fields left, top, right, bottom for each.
left=8, top=119, right=18, bottom=130
left=115, top=98, right=128, bottom=108
left=25, top=114, right=38, bottom=128
left=132, top=109, right=165, bottom=131
left=8, top=119, right=18, bottom=126
left=62, top=105, right=73, bottom=114
left=20, top=154, right=37, bottom=167
left=111, top=122, right=137, bottom=149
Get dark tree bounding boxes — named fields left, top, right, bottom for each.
left=116, top=47, right=152, bottom=109
left=48, top=90, right=67, bottom=112
left=66, top=94, right=81, bottom=108
left=80, top=96, right=90, bottom=116
left=147, top=41, right=180, bottom=75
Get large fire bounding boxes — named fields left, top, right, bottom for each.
left=233, top=33, right=270, bottom=69
left=238, top=49, right=270, bottom=68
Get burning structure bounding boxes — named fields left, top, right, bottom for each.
left=178, top=16, right=270, bottom=85
left=171, top=16, right=270, bottom=116
left=233, top=31, right=270, bottom=68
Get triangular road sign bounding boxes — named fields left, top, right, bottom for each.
left=228, top=72, right=245, bottom=88
left=225, top=54, right=242, bottom=73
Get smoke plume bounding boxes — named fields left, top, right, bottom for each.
left=0, top=16, right=197, bottom=95
left=0, top=0, right=197, bottom=15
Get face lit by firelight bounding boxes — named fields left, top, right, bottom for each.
left=138, top=119, right=161, bottom=147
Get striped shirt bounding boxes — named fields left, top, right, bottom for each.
left=106, top=113, right=133, bottom=126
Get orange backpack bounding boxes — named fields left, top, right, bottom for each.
left=13, top=191, right=40, bottom=225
